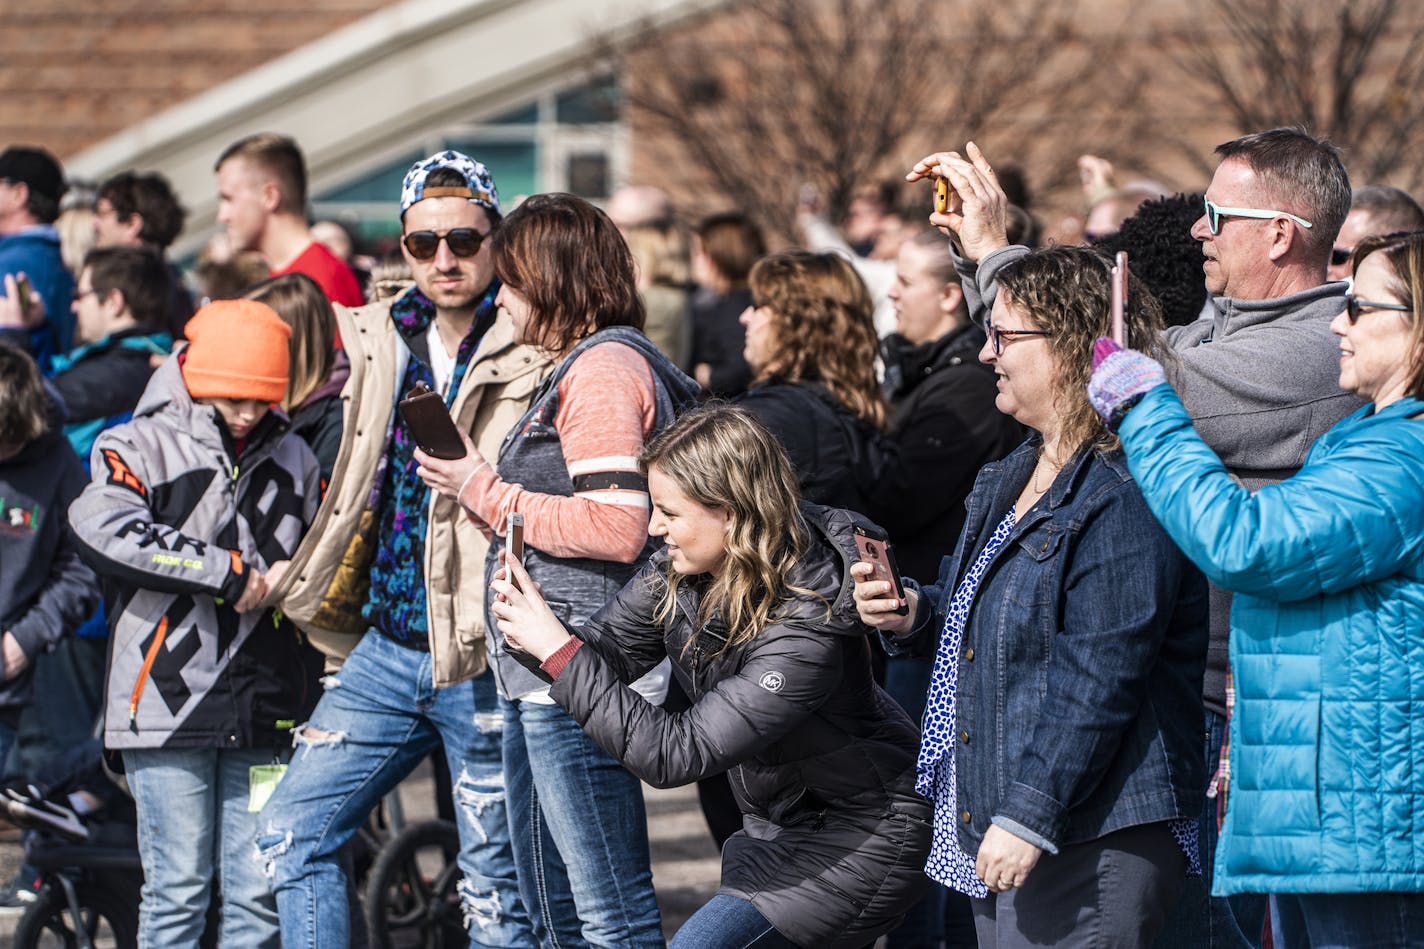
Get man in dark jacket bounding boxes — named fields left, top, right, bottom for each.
left=50, top=246, right=173, bottom=465
left=0, top=147, right=75, bottom=362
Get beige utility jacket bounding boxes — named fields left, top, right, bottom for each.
left=267, top=289, right=550, bottom=687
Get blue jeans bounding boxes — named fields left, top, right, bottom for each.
left=670, top=893, right=797, bottom=949
left=1153, top=707, right=1266, bottom=949
left=1272, top=893, right=1424, bottom=948
left=125, top=746, right=281, bottom=949
left=257, top=632, right=534, bottom=949
left=501, top=694, right=662, bottom=948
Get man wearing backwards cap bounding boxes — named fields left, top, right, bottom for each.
left=260, top=150, right=549, bottom=948
left=69, top=299, right=321, bottom=947
left=0, top=145, right=76, bottom=362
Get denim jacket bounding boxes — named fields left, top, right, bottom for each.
left=888, top=438, right=1207, bottom=853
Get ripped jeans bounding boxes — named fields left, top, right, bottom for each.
left=256, top=631, right=535, bottom=948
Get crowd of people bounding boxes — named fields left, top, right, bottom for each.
left=0, top=118, right=1421, bottom=949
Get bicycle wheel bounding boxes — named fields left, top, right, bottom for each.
left=13, top=880, right=138, bottom=949
left=363, top=818, right=466, bottom=949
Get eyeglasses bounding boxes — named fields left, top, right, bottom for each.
left=985, top=317, right=1053, bottom=355
left=1203, top=197, right=1313, bottom=236
left=402, top=227, right=489, bottom=260
left=73, top=286, right=99, bottom=301
left=1344, top=294, right=1412, bottom=325
left=1331, top=246, right=1354, bottom=268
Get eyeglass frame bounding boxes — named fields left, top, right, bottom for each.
left=984, top=316, right=1054, bottom=355
left=1203, top=197, right=1313, bottom=236
left=1343, top=293, right=1412, bottom=325
left=401, top=227, right=491, bottom=260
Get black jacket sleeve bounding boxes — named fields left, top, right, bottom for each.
left=552, top=577, right=847, bottom=788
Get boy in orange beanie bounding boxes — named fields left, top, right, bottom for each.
left=69, top=298, right=320, bottom=947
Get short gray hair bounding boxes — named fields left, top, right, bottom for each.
left=1349, top=185, right=1424, bottom=234
left=1215, top=128, right=1351, bottom=259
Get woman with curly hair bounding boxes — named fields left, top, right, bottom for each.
left=488, top=404, right=932, bottom=949
left=736, top=250, right=888, bottom=513
left=857, top=245, right=1209, bottom=947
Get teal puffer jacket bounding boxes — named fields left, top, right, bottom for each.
left=1118, top=385, right=1424, bottom=896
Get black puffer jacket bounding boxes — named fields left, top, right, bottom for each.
left=737, top=381, right=884, bottom=517
left=550, top=504, right=931, bottom=948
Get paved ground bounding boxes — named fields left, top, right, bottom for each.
left=0, top=767, right=723, bottom=944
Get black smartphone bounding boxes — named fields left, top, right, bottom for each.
left=398, top=382, right=467, bottom=459
left=14, top=275, right=33, bottom=318
left=852, top=525, right=909, bottom=616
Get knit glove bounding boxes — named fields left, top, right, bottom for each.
left=1088, top=338, right=1166, bottom=429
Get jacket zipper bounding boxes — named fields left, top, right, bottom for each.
left=128, top=616, right=169, bottom=725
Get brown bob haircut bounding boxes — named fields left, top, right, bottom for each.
left=489, top=193, right=644, bottom=352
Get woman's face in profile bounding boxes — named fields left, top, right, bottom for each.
left=739, top=302, right=776, bottom=374
left=1330, top=252, right=1416, bottom=408
left=496, top=283, right=535, bottom=347
left=980, top=292, right=1060, bottom=433
left=647, top=464, right=731, bottom=577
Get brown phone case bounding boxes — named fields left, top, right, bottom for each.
left=398, top=382, right=467, bottom=459
left=853, top=525, right=910, bottom=616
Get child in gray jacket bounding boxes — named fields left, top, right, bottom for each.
left=69, top=299, right=320, bottom=949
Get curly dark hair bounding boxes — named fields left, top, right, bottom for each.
left=1091, top=193, right=1209, bottom=328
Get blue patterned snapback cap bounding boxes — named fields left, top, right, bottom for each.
left=399, top=150, right=500, bottom=217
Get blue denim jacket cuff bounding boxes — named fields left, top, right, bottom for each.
left=995, top=781, right=1065, bottom=851
left=879, top=578, right=934, bottom=659
left=990, top=815, right=1059, bottom=856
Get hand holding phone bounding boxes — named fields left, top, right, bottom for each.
left=852, top=526, right=909, bottom=617
left=933, top=177, right=951, bottom=215
left=505, top=512, right=525, bottom=590
left=398, top=382, right=468, bottom=459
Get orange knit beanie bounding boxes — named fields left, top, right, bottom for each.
left=180, top=300, right=291, bottom=403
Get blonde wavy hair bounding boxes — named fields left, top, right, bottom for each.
left=747, top=251, right=888, bottom=430
left=640, top=404, right=825, bottom=656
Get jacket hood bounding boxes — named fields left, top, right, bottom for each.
left=780, top=502, right=879, bottom=638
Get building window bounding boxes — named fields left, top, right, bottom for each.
left=311, top=75, right=624, bottom=251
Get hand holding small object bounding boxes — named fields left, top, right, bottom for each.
left=850, top=561, right=917, bottom=634
left=488, top=552, right=568, bottom=663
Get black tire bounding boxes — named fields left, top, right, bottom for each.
left=363, top=819, right=466, bottom=949
left=13, top=880, right=139, bottom=949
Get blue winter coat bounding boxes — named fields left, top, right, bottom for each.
left=1119, top=385, right=1424, bottom=896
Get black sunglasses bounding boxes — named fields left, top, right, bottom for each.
left=402, top=227, right=489, bottom=260
left=1331, top=246, right=1354, bottom=268
left=1344, top=293, right=1412, bottom=324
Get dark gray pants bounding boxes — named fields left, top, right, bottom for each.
left=971, top=822, right=1186, bottom=948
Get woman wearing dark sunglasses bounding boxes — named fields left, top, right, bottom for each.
left=414, top=192, right=700, bottom=947
left=1091, top=230, right=1424, bottom=946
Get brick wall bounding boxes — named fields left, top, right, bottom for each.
left=0, top=0, right=397, bottom=161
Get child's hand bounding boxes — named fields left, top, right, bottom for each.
left=234, top=570, right=268, bottom=613
left=265, top=560, right=291, bottom=592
